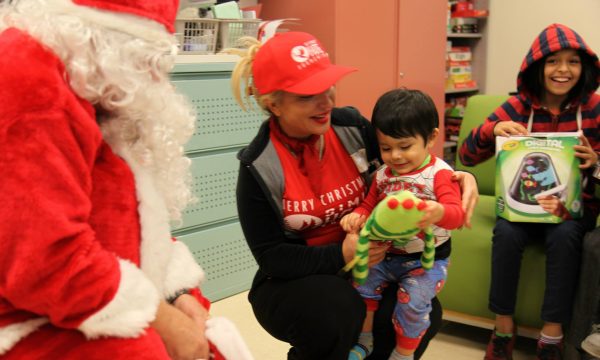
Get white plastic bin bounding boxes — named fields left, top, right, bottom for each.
left=218, top=19, right=261, bottom=50
left=175, top=18, right=219, bottom=54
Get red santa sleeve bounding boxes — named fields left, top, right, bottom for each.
left=189, top=288, right=211, bottom=310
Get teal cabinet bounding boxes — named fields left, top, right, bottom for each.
left=171, top=61, right=263, bottom=301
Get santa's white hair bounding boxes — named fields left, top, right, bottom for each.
left=0, top=0, right=196, bottom=222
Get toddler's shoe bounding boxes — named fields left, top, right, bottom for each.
left=484, top=329, right=516, bottom=360
left=582, top=325, right=600, bottom=358
left=348, top=344, right=368, bottom=360
left=535, top=340, right=563, bottom=360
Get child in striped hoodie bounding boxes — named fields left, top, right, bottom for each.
left=459, top=23, right=600, bottom=360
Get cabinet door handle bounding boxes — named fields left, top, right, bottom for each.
left=399, top=72, right=405, bottom=78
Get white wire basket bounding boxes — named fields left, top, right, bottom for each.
left=175, top=18, right=219, bottom=54
left=218, top=19, right=261, bottom=50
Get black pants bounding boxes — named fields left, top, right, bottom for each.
left=489, top=214, right=596, bottom=323
left=249, top=274, right=442, bottom=360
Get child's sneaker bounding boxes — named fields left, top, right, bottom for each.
left=582, top=325, right=600, bottom=358
left=484, top=330, right=516, bottom=360
left=535, top=340, right=563, bottom=360
left=348, top=344, right=368, bottom=360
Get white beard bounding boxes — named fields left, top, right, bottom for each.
left=98, top=78, right=196, bottom=223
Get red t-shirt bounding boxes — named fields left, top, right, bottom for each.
left=271, top=127, right=366, bottom=246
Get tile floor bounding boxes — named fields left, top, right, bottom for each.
left=210, top=290, right=540, bottom=360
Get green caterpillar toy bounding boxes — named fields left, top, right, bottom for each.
left=345, top=190, right=435, bottom=285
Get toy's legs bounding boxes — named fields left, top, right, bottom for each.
left=390, top=258, right=448, bottom=355
left=249, top=274, right=365, bottom=360
left=4, top=324, right=170, bottom=359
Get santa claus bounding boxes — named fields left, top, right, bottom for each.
left=0, top=0, right=251, bottom=359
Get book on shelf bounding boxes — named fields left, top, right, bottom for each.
left=447, top=46, right=471, bottom=61
left=445, top=46, right=477, bottom=91
left=447, top=80, right=478, bottom=91
left=448, top=61, right=472, bottom=83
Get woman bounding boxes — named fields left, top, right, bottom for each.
left=231, top=32, right=479, bottom=360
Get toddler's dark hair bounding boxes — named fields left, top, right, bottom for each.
left=521, top=50, right=599, bottom=107
left=371, top=88, right=439, bottom=141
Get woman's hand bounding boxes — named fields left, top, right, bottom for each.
left=451, top=171, right=479, bottom=228
left=340, top=213, right=366, bottom=234
left=342, top=231, right=389, bottom=268
left=151, top=301, right=210, bottom=360
left=418, top=201, right=444, bottom=229
left=493, top=121, right=528, bottom=137
left=574, top=133, right=598, bottom=169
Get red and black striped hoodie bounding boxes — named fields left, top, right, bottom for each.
left=459, top=23, right=600, bottom=213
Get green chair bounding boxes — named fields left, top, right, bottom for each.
left=438, top=94, right=545, bottom=336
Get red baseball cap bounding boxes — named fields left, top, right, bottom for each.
left=253, top=32, right=357, bottom=95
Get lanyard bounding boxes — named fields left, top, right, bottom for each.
left=526, top=106, right=582, bottom=133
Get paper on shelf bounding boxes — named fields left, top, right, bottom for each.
left=212, top=1, right=242, bottom=19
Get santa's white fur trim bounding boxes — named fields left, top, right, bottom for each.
left=0, top=318, right=49, bottom=355
left=78, top=259, right=159, bottom=339
left=206, top=317, right=255, bottom=360
left=43, top=0, right=175, bottom=45
left=164, top=241, right=205, bottom=298
left=116, top=146, right=204, bottom=299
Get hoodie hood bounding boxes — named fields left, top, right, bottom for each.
left=517, top=23, right=599, bottom=101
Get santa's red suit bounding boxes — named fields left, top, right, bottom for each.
left=0, top=1, right=252, bottom=359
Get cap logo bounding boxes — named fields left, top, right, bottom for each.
left=291, top=45, right=310, bottom=63
left=290, top=40, right=328, bottom=69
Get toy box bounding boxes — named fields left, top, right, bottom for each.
left=495, top=133, right=582, bottom=223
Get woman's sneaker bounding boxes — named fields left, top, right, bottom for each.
left=484, top=330, right=516, bottom=360
left=582, top=325, right=600, bottom=358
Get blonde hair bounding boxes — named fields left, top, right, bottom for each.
left=223, top=37, right=280, bottom=114
left=1, top=0, right=196, bottom=222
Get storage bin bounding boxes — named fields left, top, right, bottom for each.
left=218, top=19, right=261, bottom=50
left=175, top=18, right=219, bottom=54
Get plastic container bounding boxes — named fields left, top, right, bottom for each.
left=175, top=18, right=219, bottom=54
left=218, top=19, right=261, bottom=50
